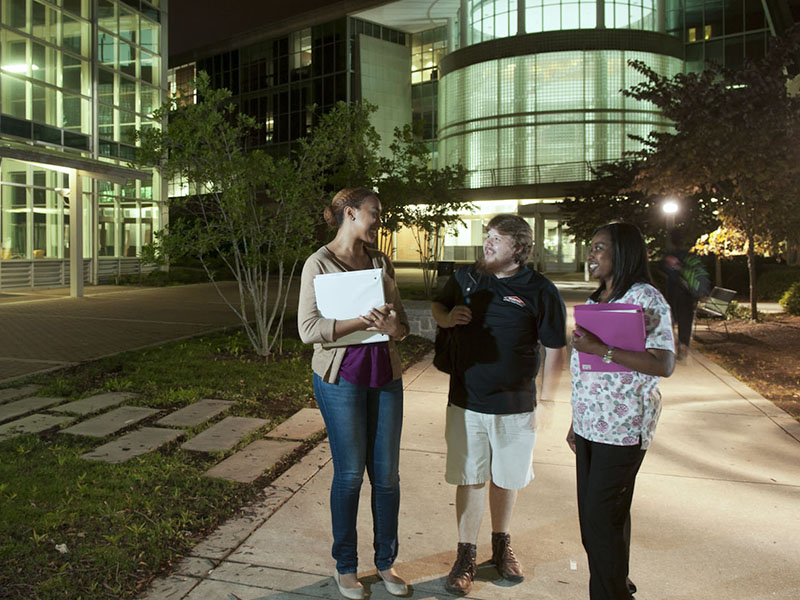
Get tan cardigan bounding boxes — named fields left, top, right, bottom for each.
left=297, top=245, right=409, bottom=383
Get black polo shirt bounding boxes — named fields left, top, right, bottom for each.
left=434, top=264, right=567, bottom=415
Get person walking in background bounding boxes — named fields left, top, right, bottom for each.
left=662, top=229, right=709, bottom=359
left=568, top=222, right=675, bottom=599
left=298, top=188, right=410, bottom=600
left=431, top=214, right=567, bottom=595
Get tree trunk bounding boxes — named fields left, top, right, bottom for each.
left=715, top=254, right=722, bottom=287
left=746, top=232, right=758, bottom=320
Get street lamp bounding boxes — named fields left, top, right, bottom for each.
left=662, top=198, right=679, bottom=247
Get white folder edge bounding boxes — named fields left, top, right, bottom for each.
left=313, top=268, right=389, bottom=348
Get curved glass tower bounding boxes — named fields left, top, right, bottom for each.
left=438, top=0, right=682, bottom=192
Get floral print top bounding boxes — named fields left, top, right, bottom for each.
left=570, top=282, right=674, bottom=449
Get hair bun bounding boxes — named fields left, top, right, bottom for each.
left=323, top=206, right=337, bottom=228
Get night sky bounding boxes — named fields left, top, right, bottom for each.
left=168, top=0, right=343, bottom=59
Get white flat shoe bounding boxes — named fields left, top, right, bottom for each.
left=378, top=570, right=408, bottom=597
left=334, top=571, right=365, bottom=600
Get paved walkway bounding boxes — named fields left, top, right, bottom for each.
left=136, top=302, right=800, bottom=600
left=0, top=282, right=248, bottom=383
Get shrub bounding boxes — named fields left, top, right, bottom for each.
left=780, top=281, right=800, bottom=315
left=756, top=266, right=800, bottom=301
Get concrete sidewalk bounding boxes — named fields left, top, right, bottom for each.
left=141, top=352, right=800, bottom=599
left=2, top=280, right=797, bottom=599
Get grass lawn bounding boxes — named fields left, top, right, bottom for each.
left=0, top=329, right=432, bottom=600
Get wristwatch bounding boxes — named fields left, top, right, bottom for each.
left=602, top=346, right=615, bottom=364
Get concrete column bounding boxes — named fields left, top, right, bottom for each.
left=460, top=0, right=469, bottom=47
left=657, top=0, right=666, bottom=33
left=69, top=170, right=83, bottom=297
left=90, top=178, right=99, bottom=285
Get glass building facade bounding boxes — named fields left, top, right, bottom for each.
left=439, top=50, right=681, bottom=190
left=167, top=0, right=797, bottom=271
left=173, top=18, right=407, bottom=158
left=0, top=0, right=166, bottom=292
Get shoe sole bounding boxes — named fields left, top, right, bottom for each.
left=492, top=560, right=525, bottom=583
left=444, top=584, right=470, bottom=596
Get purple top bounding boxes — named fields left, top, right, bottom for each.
left=339, top=342, right=393, bottom=388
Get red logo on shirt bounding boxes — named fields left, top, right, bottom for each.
left=503, top=296, right=526, bottom=308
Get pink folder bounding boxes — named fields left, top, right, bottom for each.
left=574, top=303, right=646, bottom=372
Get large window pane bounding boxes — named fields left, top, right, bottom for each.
left=141, top=203, right=155, bottom=247
left=141, top=84, right=159, bottom=115
left=119, top=6, right=138, bottom=43
left=122, top=204, right=138, bottom=257
left=98, top=32, right=116, bottom=67
left=98, top=0, right=117, bottom=34
left=98, top=202, right=118, bottom=257
left=119, top=41, right=136, bottom=77
left=61, top=91, right=89, bottom=131
left=119, top=76, right=136, bottom=111
left=0, top=73, right=27, bottom=118
left=141, top=50, right=158, bottom=85
left=32, top=2, right=59, bottom=45
left=119, top=110, right=137, bottom=143
left=62, top=0, right=87, bottom=19
left=98, top=104, right=115, bottom=139
left=62, top=15, right=89, bottom=57
left=98, top=67, right=114, bottom=103
left=32, top=170, right=61, bottom=259
left=30, top=80, right=57, bottom=125
left=140, top=18, right=159, bottom=53
left=7, top=0, right=28, bottom=30
left=62, top=54, right=85, bottom=93
left=1, top=175, right=28, bottom=259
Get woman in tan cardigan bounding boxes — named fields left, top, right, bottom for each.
left=298, top=188, right=410, bottom=600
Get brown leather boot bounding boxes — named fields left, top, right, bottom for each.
left=491, top=532, right=524, bottom=582
left=445, top=542, right=477, bottom=595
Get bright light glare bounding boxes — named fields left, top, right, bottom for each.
left=1, top=63, right=39, bottom=73
left=662, top=199, right=679, bottom=215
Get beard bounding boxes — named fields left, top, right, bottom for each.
left=476, top=256, right=502, bottom=275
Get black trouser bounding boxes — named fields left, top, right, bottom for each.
left=668, top=287, right=696, bottom=346
left=575, top=434, right=646, bottom=600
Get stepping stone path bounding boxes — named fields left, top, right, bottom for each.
left=0, top=383, right=325, bottom=486
left=62, top=406, right=159, bottom=438
left=0, top=396, right=65, bottom=423
left=204, top=439, right=301, bottom=483
left=51, top=391, right=139, bottom=415
left=265, top=407, right=325, bottom=441
left=156, top=399, right=233, bottom=428
left=200, top=408, right=326, bottom=482
left=181, top=416, right=268, bottom=453
left=0, top=384, right=42, bottom=405
left=0, top=414, right=76, bottom=441
left=82, top=427, right=184, bottom=464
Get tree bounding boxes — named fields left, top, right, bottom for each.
left=561, top=160, right=719, bottom=251
left=136, top=73, right=381, bottom=356
left=623, top=28, right=800, bottom=318
left=378, top=124, right=471, bottom=298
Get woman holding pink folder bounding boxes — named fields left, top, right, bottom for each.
left=298, top=188, right=410, bottom=599
left=568, top=222, right=675, bottom=600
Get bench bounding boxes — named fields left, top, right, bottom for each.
left=693, top=286, right=737, bottom=338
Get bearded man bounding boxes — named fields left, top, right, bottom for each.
left=431, top=214, right=567, bottom=594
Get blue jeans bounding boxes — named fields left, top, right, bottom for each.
left=313, top=374, right=404, bottom=574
